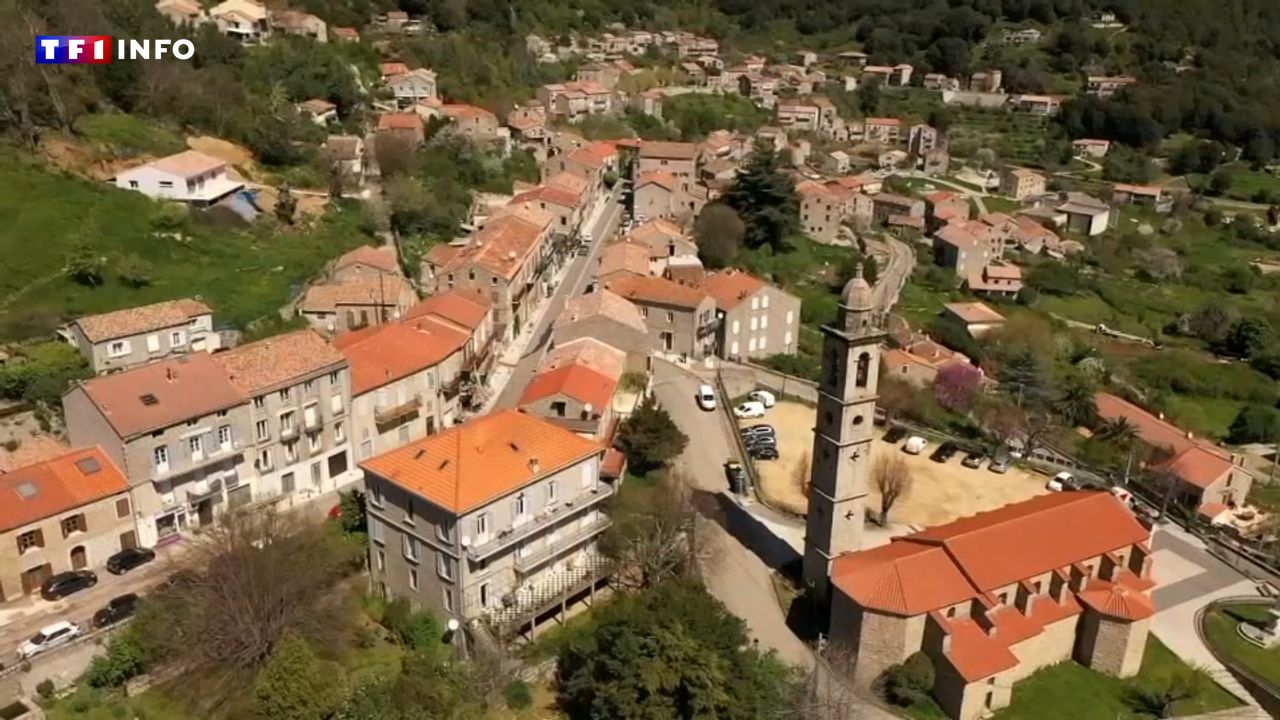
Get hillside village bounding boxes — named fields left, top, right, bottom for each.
left=6, top=1, right=1280, bottom=719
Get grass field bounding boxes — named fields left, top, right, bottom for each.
left=1159, top=395, right=1243, bottom=440
left=72, top=114, right=186, bottom=158
left=1190, top=162, right=1280, bottom=203
left=1203, top=602, right=1280, bottom=686
left=0, top=151, right=371, bottom=341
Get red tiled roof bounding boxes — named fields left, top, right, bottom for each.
left=1077, top=578, right=1155, bottom=621
left=402, top=288, right=491, bottom=330
left=334, top=319, right=467, bottom=396
left=378, top=113, right=424, bottom=131
left=932, top=615, right=1020, bottom=682
left=606, top=275, right=709, bottom=310
left=699, top=269, right=766, bottom=311
left=0, top=447, right=130, bottom=533
left=74, top=353, right=246, bottom=438
left=601, top=448, right=626, bottom=479
left=519, top=364, right=618, bottom=410
left=73, top=298, right=212, bottom=344
left=336, top=245, right=399, bottom=274
left=943, top=301, right=1005, bottom=325
left=597, top=241, right=650, bottom=280
left=639, top=141, right=698, bottom=160
left=636, top=170, right=678, bottom=191
left=380, top=62, right=410, bottom=77
left=1094, top=392, right=1240, bottom=490
left=213, top=329, right=345, bottom=395
left=557, top=290, right=648, bottom=335
left=543, top=337, right=626, bottom=381
left=360, top=409, right=603, bottom=513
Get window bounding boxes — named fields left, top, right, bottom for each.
left=731, top=320, right=740, bottom=334
left=751, top=296, right=759, bottom=310
left=308, top=432, right=321, bottom=453
left=513, top=493, right=527, bottom=519
left=334, top=421, right=345, bottom=443
left=310, top=462, right=322, bottom=489
left=158, top=180, right=173, bottom=189
left=253, top=396, right=265, bottom=410
left=282, top=472, right=296, bottom=494
left=786, top=310, right=794, bottom=325
left=640, top=307, right=648, bottom=318
left=280, top=411, right=296, bottom=433
left=328, top=370, right=339, bottom=385
left=153, top=445, right=169, bottom=471
left=398, top=424, right=410, bottom=445
left=255, top=420, right=269, bottom=442
left=284, top=441, right=298, bottom=464
left=369, top=481, right=383, bottom=506
left=759, top=336, right=767, bottom=351
left=216, top=410, right=227, bottom=418
left=443, top=588, right=454, bottom=612
left=108, top=341, right=127, bottom=357
left=409, top=568, right=419, bottom=590
left=750, top=317, right=758, bottom=331
left=218, top=425, right=233, bottom=449
left=436, top=520, right=453, bottom=543
left=60, top=514, right=87, bottom=537
left=376, top=550, right=385, bottom=571
left=548, top=480, right=558, bottom=503
left=946, top=606, right=956, bottom=618
left=665, top=311, right=674, bottom=323
left=405, top=500, right=415, bottom=524
left=997, top=591, right=1008, bottom=605
left=170, top=330, right=185, bottom=346
left=479, top=582, right=490, bottom=608
left=278, top=388, right=290, bottom=403
left=730, top=341, right=739, bottom=355
left=188, top=435, right=204, bottom=461
left=784, top=331, right=792, bottom=346
left=257, top=448, right=272, bottom=471
left=370, top=516, right=384, bottom=543
left=403, top=534, right=419, bottom=561
left=475, top=513, right=489, bottom=539
left=748, top=338, right=757, bottom=352
left=550, top=401, right=567, bottom=417
left=128, top=180, right=139, bottom=188
left=437, top=554, right=455, bottom=580
left=761, top=315, right=768, bottom=329
left=146, top=334, right=160, bottom=353
left=116, top=497, right=131, bottom=519
left=16, top=529, right=43, bottom=553
left=330, top=394, right=343, bottom=415
left=762, top=295, right=770, bottom=308
left=303, top=379, right=315, bottom=395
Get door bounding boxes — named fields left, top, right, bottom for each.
left=21, top=564, right=52, bottom=595
left=425, top=417, right=436, bottom=436
left=70, top=546, right=87, bottom=570
left=119, top=531, right=137, bottom=550
left=197, top=499, right=214, bottom=526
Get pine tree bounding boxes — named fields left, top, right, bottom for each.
left=617, top=394, right=689, bottom=476
left=722, top=147, right=799, bottom=252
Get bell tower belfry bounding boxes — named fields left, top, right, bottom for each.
left=802, top=265, right=885, bottom=600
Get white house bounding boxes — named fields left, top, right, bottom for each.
left=387, top=68, right=439, bottom=108
left=114, top=151, right=244, bottom=207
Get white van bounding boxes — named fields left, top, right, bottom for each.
left=903, top=436, right=928, bottom=455
left=748, top=390, right=776, bottom=408
left=696, top=384, right=717, bottom=411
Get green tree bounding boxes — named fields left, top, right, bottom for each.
left=617, top=394, right=689, bottom=475
left=65, top=240, right=105, bottom=287
left=1227, top=404, right=1280, bottom=444
left=1096, top=417, right=1140, bottom=449
left=1221, top=317, right=1272, bottom=359
left=116, top=253, right=154, bottom=288
left=880, top=652, right=935, bottom=707
left=1221, top=264, right=1256, bottom=294
left=85, top=631, right=146, bottom=688
left=722, top=148, right=799, bottom=253
left=337, top=489, right=367, bottom=537
left=0, top=341, right=91, bottom=406
left=1208, top=168, right=1234, bottom=196
left=857, top=77, right=881, bottom=115
left=694, top=203, right=745, bottom=268
left=253, top=632, right=341, bottom=720
left=1057, top=375, right=1099, bottom=428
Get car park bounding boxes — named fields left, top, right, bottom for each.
left=748, top=390, right=776, bottom=408
left=18, top=621, right=82, bottom=659
left=882, top=426, right=908, bottom=443
left=749, top=445, right=779, bottom=461
left=40, top=570, right=97, bottom=601
left=930, top=441, right=960, bottom=463
left=988, top=452, right=1011, bottom=474
left=903, top=436, right=928, bottom=454
left=740, top=424, right=775, bottom=439
left=724, top=461, right=748, bottom=493
left=1046, top=471, right=1075, bottom=492
left=696, top=384, right=717, bottom=411
left=961, top=451, right=986, bottom=469
left=93, top=593, right=140, bottom=629
left=733, top=401, right=767, bottom=419
left=106, top=547, right=156, bottom=575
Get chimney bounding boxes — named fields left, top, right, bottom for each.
left=528, top=457, right=540, bottom=474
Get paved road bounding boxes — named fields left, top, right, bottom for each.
left=867, top=234, right=915, bottom=315
left=493, top=192, right=623, bottom=408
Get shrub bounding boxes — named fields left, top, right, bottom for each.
left=85, top=632, right=146, bottom=688
left=504, top=680, right=533, bottom=710
left=881, top=652, right=936, bottom=707
left=35, top=679, right=55, bottom=699
left=381, top=599, right=443, bottom=653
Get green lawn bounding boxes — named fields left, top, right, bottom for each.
left=1159, top=395, right=1243, bottom=440
left=981, top=196, right=1021, bottom=214
left=991, top=636, right=1240, bottom=720
left=1189, top=162, right=1280, bottom=203
left=72, top=114, right=186, bottom=158
left=1203, top=602, right=1280, bottom=686
left=0, top=152, right=372, bottom=341
left=898, top=278, right=952, bottom=329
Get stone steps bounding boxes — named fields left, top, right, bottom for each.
left=1206, top=667, right=1263, bottom=711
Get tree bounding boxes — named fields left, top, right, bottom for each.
left=116, top=253, right=153, bottom=288
left=879, top=652, right=935, bottom=707
left=1208, top=168, right=1234, bottom=196
left=1134, top=247, right=1181, bottom=281
left=856, top=77, right=881, bottom=115
left=617, top=394, right=689, bottom=475
left=694, top=203, right=746, bottom=268
left=336, top=489, right=368, bottom=537
left=601, top=473, right=701, bottom=589
left=65, top=240, right=105, bottom=287
left=1057, top=376, right=1098, bottom=428
left=1227, top=404, right=1280, bottom=444
left=934, top=362, right=982, bottom=412
left=253, top=632, right=341, bottom=720
left=996, top=348, right=1050, bottom=407
left=1126, top=666, right=1211, bottom=719
left=1097, top=417, right=1139, bottom=449
left=1188, top=302, right=1238, bottom=345
left=1221, top=264, right=1256, bottom=295
left=85, top=631, right=146, bottom=688
left=275, top=183, right=299, bottom=225
left=722, top=147, right=799, bottom=253
left=1221, top=317, right=1272, bottom=359
left=926, top=37, right=971, bottom=77
left=874, top=455, right=912, bottom=524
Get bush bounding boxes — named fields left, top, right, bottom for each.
left=504, top=680, right=533, bottom=710
left=85, top=632, right=146, bottom=688
left=881, top=652, right=936, bottom=707
left=381, top=599, right=443, bottom=653
left=757, top=352, right=820, bottom=382
left=35, top=679, right=55, bottom=699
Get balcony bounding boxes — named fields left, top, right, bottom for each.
left=696, top=317, right=721, bottom=338
left=185, top=475, right=225, bottom=504
left=466, top=554, right=615, bottom=638
left=375, top=395, right=422, bottom=426
left=150, top=442, right=242, bottom=482
left=465, top=482, right=615, bottom=563
left=279, top=425, right=299, bottom=442
left=514, top=515, right=612, bottom=573
left=441, top=376, right=463, bottom=401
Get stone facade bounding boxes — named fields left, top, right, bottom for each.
left=1077, top=613, right=1147, bottom=677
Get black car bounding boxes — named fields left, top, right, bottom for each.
left=93, top=593, right=140, bottom=628
left=749, top=445, right=779, bottom=461
left=740, top=424, right=776, bottom=439
left=106, top=547, right=156, bottom=575
left=724, top=461, right=748, bottom=494
left=882, top=426, right=908, bottom=443
left=961, top=451, right=987, bottom=469
left=744, top=435, right=777, bottom=450
left=930, top=441, right=960, bottom=463
left=40, top=570, right=97, bottom=601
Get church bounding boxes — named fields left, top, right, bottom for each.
left=802, top=268, right=1157, bottom=720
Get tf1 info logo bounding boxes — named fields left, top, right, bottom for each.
left=36, top=36, right=196, bottom=64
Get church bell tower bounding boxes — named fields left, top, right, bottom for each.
left=802, top=265, right=885, bottom=601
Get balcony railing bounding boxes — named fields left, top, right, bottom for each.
left=280, top=425, right=299, bottom=442
left=374, top=395, right=421, bottom=425
left=465, top=482, right=614, bottom=562
left=514, top=515, right=612, bottom=573
left=465, top=554, right=615, bottom=637
left=185, top=475, right=226, bottom=504
left=696, top=318, right=721, bottom=338
left=150, top=442, right=242, bottom=482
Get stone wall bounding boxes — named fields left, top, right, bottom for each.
left=852, top=608, right=926, bottom=687
left=1007, top=612, right=1079, bottom=681
left=1090, top=615, right=1148, bottom=677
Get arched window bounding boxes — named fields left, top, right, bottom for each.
left=855, top=352, right=870, bottom=388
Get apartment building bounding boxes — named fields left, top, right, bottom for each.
left=402, top=288, right=500, bottom=393
left=933, top=220, right=1005, bottom=279
left=776, top=101, right=821, bottom=132
left=114, top=150, right=244, bottom=206
left=510, top=173, right=589, bottom=238
left=0, top=448, right=135, bottom=601
left=63, top=298, right=218, bottom=375
left=863, top=117, right=902, bottom=144
left=700, top=270, right=801, bottom=360
left=538, top=81, right=614, bottom=123
left=540, top=141, right=619, bottom=203
left=605, top=275, right=717, bottom=359
left=553, top=290, right=651, bottom=374
left=519, top=338, right=625, bottom=438
left=213, top=330, right=355, bottom=505
left=63, top=354, right=253, bottom=547
left=387, top=68, right=438, bottom=108
left=908, top=124, right=941, bottom=155
left=829, top=492, right=1154, bottom=720
left=362, top=410, right=612, bottom=640
left=636, top=141, right=699, bottom=180
left=1000, top=168, right=1047, bottom=200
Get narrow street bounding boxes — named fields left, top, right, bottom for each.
left=492, top=191, right=623, bottom=409
left=866, top=234, right=915, bottom=316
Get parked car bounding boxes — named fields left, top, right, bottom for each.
left=930, top=441, right=960, bottom=463
left=93, top=593, right=140, bottom=629
left=576, top=244, right=590, bottom=256
left=696, top=384, right=717, bottom=411
left=18, top=621, right=82, bottom=660
left=106, top=547, right=156, bottom=575
left=40, top=570, right=97, bottom=601
left=733, top=401, right=767, bottom=419
left=745, top=438, right=777, bottom=453
left=749, top=445, right=779, bottom=461
left=902, top=436, right=928, bottom=455
left=1046, top=471, right=1074, bottom=492
left=740, top=424, right=776, bottom=439
left=748, top=390, right=777, bottom=408
left=961, top=451, right=986, bottom=469
left=988, top=452, right=1011, bottom=474
left=724, top=461, right=748, bottom=493
left=882, top=426, right=908, bottom=443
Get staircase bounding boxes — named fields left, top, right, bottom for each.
left=1205, top=667, right=1269, bottom=717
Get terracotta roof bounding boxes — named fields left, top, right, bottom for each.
left=639, top=141, right=698, bottom=160
left=380, top=62, right=410, bottom=77
left=512, top=183, right=584, bottom=209
left=74, top=353, right=246, bottom=438
left=360, top=409, right=603, bottom=513
left=636, top=170, right=678, bottom=191
left=1154, top=445, right=1234, bottom=490
left=378, top=113, right=424, bottom=132
left=147, top=150, right=226, bottom=178
left=606, top=275, right=709, bottom=310
left=402, top=288, right=491, bottom=330
left=545, top=172, right=589, bottom=196
left=831, top=541, right=976, bottom=616
left=334, top=319, right=467, bottom=395
left=300, top=274, right=414, bottom=313
left=335, top=245, right=399, bottom=274
left=0, top=447, right=130, bottom=533
left=446, top=212, right=550, bottom=280
left=568, top=141, right=618, bottom=170
left=1093, top=392, right=1237, bottom=492
left=944, top=302, right=1005, bottom=325
left=932, top=615, right=1020, bottom=681
left=213, top=329, right=345, bottom=395
left=1077, top=578, right=1155, bottom=621
left=1198, top=502, right=1229, bottom=520
left=865, top=117, right=902, bottom=126
left=556, top=290, right=648, bottom=335
left=542, top=337, right=626, bottom=381
left=73, top=298, right=211, bottom=344
left=299, top=98, right=336, bottom=114
left=700, top=270, right=767, bottom=311
left=424, top=243, right=464, bottom=268
left=332, top=26, right=359, bottom=39
left=322, top=135, right=363, bottom=161
left=601, top=448, right=626, bottom=479
left=597, top=242, right=651, bottom=280
left=520, top=363, right=618, bottom=411
left=0, top=435, right=71, bottom=475
left=983, top=262, right=1023, bottom=280
left=441, top=104, right=497, bottom=123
